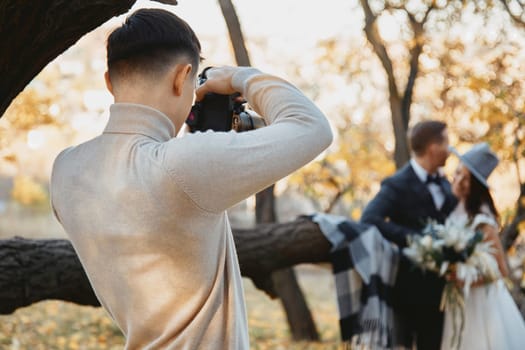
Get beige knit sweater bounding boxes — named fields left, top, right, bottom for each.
left=50, top=68, right=332, bottom=349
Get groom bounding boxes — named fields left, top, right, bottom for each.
left=361, top=120, right=457, bottom=349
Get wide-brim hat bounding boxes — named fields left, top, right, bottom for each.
left=450, top=142, right=499, bottom=188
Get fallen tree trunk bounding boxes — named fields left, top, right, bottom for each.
left=0, top=216, right=331, bottom=315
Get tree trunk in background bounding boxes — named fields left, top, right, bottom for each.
left=501, top=183, right=525, bottom=251
left=499, top=0, right=525, bottom=247
left=360, top=0, right=408, bottom=168
left=217, top=0, right=251, bottom=66
left=359, top=0, right=432, bottom=169
left=0, top=0, right=132, bottom=117
left=0, top=0, right=179, bottom=117
left=218, top=0, right=319, bottom=340
left=500, top=182, right=525, bottom=305
left=0, top=217, right=331, bottom=315
left=257, top=187, right=320, bottom=341
left=500, top=0, right=525, bottom=30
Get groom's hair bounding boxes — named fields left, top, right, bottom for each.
left=408, top=120, right=447, bottom=156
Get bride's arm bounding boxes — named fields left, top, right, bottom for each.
left=480, top=223, right=509, bottom=278
left=448, top=223, right=508, bottom=288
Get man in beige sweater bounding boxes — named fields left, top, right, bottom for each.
left=50, top=8, right=332, bottom=350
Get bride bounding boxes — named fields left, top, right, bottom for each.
left=441, top=143, right=525, bottom=350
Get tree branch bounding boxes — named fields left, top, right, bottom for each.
left=401, top=8, right=429, bottom=129
left=0, top=0, right=146, bottom=118
left=0, top=217, right=331, bottom=314
left=359, top=0, right=411, bottom=168
left=359, top=0, right=399, bottom=100
left=500, top=0, right=525, bottom=30
left=217, top=0, right=251, bottom=66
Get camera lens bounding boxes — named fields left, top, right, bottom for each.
left=232, top=112, right=266, bottom=132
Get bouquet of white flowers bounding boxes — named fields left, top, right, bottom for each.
left=403, top=219, right=500, bottom=349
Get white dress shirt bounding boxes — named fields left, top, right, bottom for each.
left=410, top=158, right=445, bottom=210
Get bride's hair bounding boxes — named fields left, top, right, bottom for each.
left=466, top=173, right=499, bottom=221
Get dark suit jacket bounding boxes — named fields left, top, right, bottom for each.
left=361, top=163, right=457, bottom=309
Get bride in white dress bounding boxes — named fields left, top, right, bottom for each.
left=441, top=143, right=525, bottom=350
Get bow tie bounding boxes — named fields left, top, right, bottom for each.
left=426, top=174, right=442, bottom=185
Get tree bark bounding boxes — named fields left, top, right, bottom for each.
left=217, top=0, right=251, bottom=66
left=500, top=0, right=525, bottom=30
left=360, top=0, right=409, bottom=169
left=255, top=186, right=320, bottom=341
left=0, top=217, right=331, bottom=315
left=501, top=182, right=525, bottom=251
left=217, top=0, right=319, bottom=340
left=0, top=0, right=139, bottom=117
left=0, top=237, right=98, bottom=314
left=359, top=0, right=432, bottom=169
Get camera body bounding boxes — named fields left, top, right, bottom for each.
left=186, top=68, right=266, bottom=133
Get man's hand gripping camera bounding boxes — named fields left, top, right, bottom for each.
left=186, top=67, right=266, bottom=133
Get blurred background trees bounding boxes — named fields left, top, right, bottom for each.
left=2, top=0, right=525, bottom=346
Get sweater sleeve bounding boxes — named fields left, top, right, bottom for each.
left=163, top=68, right=333, bottom=213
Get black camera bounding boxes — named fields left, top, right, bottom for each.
left=186, top=68, right=266, bottom=133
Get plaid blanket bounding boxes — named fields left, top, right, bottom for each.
left=312, top=213, right=400, bottom=349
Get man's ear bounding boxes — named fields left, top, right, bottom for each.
left=172, top=63, right=193, bottom=96
left=427, top=143, right=438, bottom=156
left=104, top=71, right=114, bottom=95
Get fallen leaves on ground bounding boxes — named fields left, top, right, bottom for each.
left=0, top=265, right=343, bottom=349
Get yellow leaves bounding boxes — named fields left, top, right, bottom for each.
left=97, top=334, right=108, bottom=345
left=67, top=332, right=83, bottom=349
left=0, top=300, right=125, bottom=350
left=517, top=219, right=525, bottom=234
left=289, top=122, right=395, bottom=215
left=36, top=320, right=57, bottom=335
left=4, top=88, right=57, bottom=131
left=467, top=76, right=492, bottom=92
left=10, top=175, right=48, bottom=206
left=244, top=267, right=342, bottom=349
left=0, top=273, right=343, bottom=349
left=3, top=154, right=17, bottom=163
left=56, top=336, right=67, bottom=347
left=351, top=207, right=362, bottom=220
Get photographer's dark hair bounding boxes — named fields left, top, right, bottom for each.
left=466, top=173, right=499, bottom=222
left=409, top=121, right=447, bottom=156
left=107, top=8, right=201, bottom=81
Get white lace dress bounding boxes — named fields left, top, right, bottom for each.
left=441, top=204, right=525, bottom=350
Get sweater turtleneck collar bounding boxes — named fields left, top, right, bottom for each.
left=103, top=103, right=176, bottom=142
